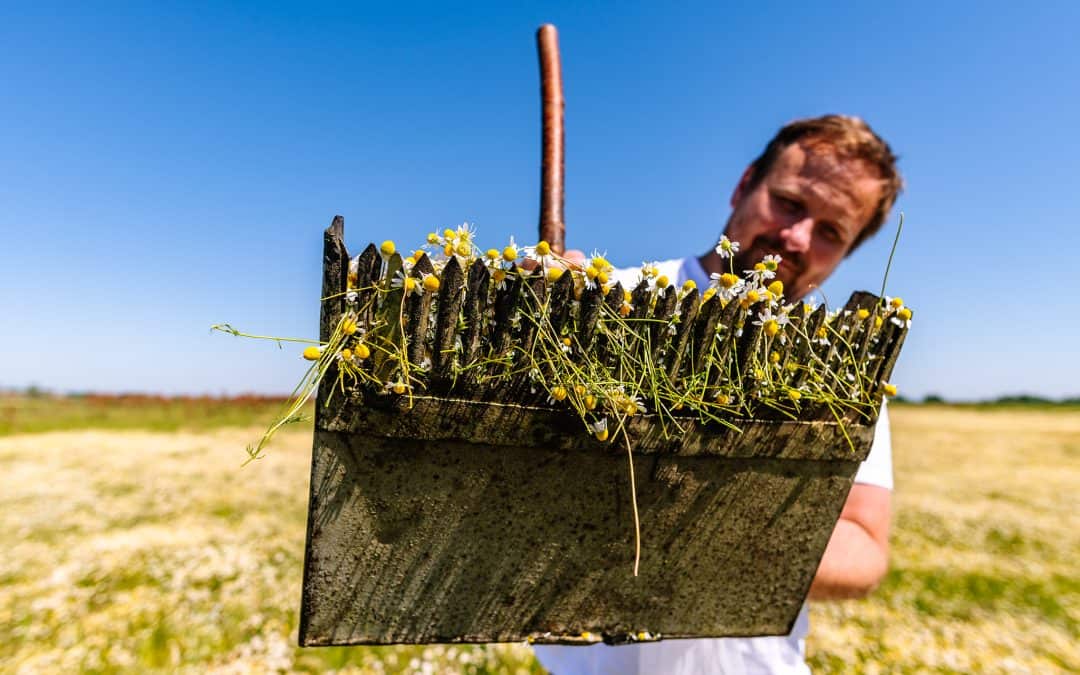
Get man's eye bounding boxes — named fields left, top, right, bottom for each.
left=820, top=224, right=843, bottom=244
left=776, top=196, right=801, bottom=213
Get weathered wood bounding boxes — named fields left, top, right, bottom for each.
left=547, top=270, right=575, bottom=336
left=649, top=286, right=679, bottom=361
left=488, top=266, right=523, bottom=375
left=322, top=394, right=875, bottom=461
left=706, top=299, right=741, bottom=394
left=371, top=253, right=405, bottom=383
left=350, top=243, right=380, bottom=326
left=459, top=261, right=490, bottom=370
left=690, top=294, right=724, bottom=375
left=871, top=310, right=911, bottom=395
left=319, top=216, right=348, bottom=343
left=404, top=255, right=436, bottom=369
left=577, top=282, right=604, bottom=351
left=665, top=291, right=700, bottom=383
left=301, top=228, right=912, bottom=647
left=430, top=256, right=465, bottom=390
left=301, top=408, right=875, bottom=646
left=594, top=282, right=624, bottom=368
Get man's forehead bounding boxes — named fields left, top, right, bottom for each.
left=768, top=143, right=882, bottom=225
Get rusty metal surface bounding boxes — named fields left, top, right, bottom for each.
left=299, top=413, right=874, bottom=646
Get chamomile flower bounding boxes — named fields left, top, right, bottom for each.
left=379, top=240, right=396, bottom=258
left=709, top=271, right=744, bottom=301
left=302, top=346, right=322, bottom=361
left=384, top=379, right=410, bottom=395
left=502, top=237, right=520, bottom=263
left=525, top=240, right=554, bottom=265
left=492, top=268, right=508, bottom=291
left=714, top=235, right=740, bottom=258
left=391, top=269, right=421, bottom=295
left=754, top=309, right=790, bottom=338
left=455, top=222, right=476, bottom=244
left=587, top=251, right=613, bottom=272
left=640, top=261, right=661, bottom=280
left=548, top=385, right=568, bottom=403
left=422, top=273, right=440, bottom=293
left=590, top=418, right=609, bottom=441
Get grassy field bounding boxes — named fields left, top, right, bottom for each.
left=1, top=400, right=1076, bottom=673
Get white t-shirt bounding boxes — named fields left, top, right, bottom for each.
left=532, top=257, right=893, bottom=674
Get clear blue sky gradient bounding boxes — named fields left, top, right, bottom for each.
left=3, top=2, right=1078, bottom=400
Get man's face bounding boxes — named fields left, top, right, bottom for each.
left=724, top=142, right=883, bottom=302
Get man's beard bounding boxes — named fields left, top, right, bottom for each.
left=728, top=236, right=807, bottom=299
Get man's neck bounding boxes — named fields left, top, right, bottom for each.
left=698, top=249, right=725, bottom=277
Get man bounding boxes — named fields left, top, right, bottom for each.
left=533, top=114, right=903, bottom=674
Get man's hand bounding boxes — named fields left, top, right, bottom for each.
left=807, top=483, right=891, bottom=600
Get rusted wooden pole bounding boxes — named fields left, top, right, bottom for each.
left=537, top=24, right=566, bottom=254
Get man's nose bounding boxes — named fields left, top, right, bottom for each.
left=779, top=217, right=813, bottom=253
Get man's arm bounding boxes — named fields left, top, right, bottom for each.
left=807, top=483, right=891, bottom=600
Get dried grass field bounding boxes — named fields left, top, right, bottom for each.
left=2, top=400, right=1077, bottom=673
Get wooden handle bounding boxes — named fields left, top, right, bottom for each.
left=536, top=24, right=565, bottom=254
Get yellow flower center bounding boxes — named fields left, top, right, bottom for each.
left=787, top=389, right=802, bottom=401
left=355, top=343, right=371, bottom=359
left=856, top=308, right=870, bottom=320
left=767, top=280, right=784, bottom=296
left=485, top=248, right=500, bottom=261
left=392, top=382, right=407, bottom=395
left=584, top=395, right=597, bottom=410
left=426, top=232, right=440, bottom=244
left=764, top=320, right=780, bottom=337
left=379, top=240, right=396, bottom=257
left=883, top=383, right=898, bottom=397
left=455, top=242, right=471, bottom=257
left=423, top=275, right=440, bottom=292
left=547, top=267, right=564, bottom=282
left=493, top=269, right=507, bottom=283
left=502, top=246, right=518, bottom=262
left=714, top=393, right=731, bottom=405
left=682, top=280, right=697, bottom=292
left=443, top=228, right=457, bottom=240
left=536, top=241, right=551, bottom=256
left=551, top=386, right=568, bottom=401
left=746, top=290, right=761, bottom=303
left=656, top=275, right=669, bottom=289
left=341, top=348, right=352, bottom=360
left=443, top=243, right=454, bottom=257
left=342, top=319, right=358, bottom=335
left=719, top=273, right=739, bottom=289
left=890, top=297, right=904, bottom=309
left=769, top=351, right=780, bottom=364
left=302, top=346, right=321, bottom=361
left=898, top=308, right=912, bottom=321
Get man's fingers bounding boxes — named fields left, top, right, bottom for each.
left=561, top=249, right=586, bottom=268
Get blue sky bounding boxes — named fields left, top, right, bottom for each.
left=2, top=2, right=1078, bottom=400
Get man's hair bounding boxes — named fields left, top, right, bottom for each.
left=744, top=115, right=903, bottom=251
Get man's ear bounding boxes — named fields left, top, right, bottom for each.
left=731, top=165, right=756, bottom=209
